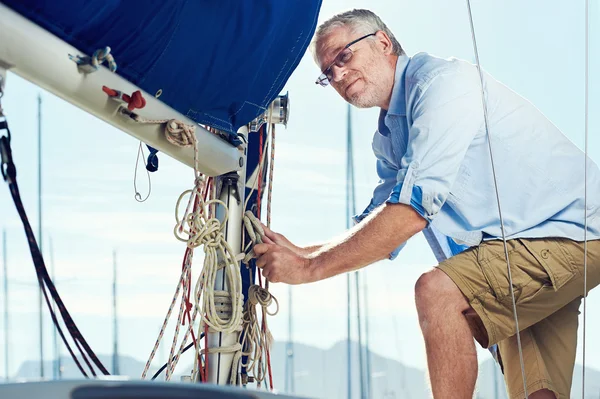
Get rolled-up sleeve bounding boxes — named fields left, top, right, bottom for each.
left=386, top=69, right=484, bottom=222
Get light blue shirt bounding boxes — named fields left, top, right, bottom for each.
left=354, top=52, right=600, bottom=262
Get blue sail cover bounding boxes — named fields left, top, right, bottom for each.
left=2, top=0, right=322, bottom=143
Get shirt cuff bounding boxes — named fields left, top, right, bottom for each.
left=386, top=182, right=429, bottom=221
left=353, top=200, right=377, bottom=225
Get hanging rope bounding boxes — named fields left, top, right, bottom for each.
left=1, top=108, right=109, bottom=378
left=267, top=124, right=276, bottom=228
left=239, top=121, right=278, bottom=389
left=133, top=94, right=279, bottom=386
left=464, top=1, right=529, bottom=397
left=141, top=112, right=247, bottom=382
left=140, top=256, right=194, bottom=380
left=133, top=142, right=152, bottom=202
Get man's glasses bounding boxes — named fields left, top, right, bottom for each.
left=315, top=33, right=377, bottom=87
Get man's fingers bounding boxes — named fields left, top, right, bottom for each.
left=261, top=224, right=278, bottom=241
left=262, top=235, right=274, bottom=245
left=253, top=243, right=271, bottom=255
left=262, top=265, right=271, bottom=279
left=256, top=254, right=266, bottom=269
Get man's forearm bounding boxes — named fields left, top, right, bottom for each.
left=299, top=244, right=326, bottom=256
left=307, top=203, right=426, bottom=281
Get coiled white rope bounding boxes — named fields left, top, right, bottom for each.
left=241, top=211, right=279, bottom=387
left=140, top=118, right=245, bottom=381
left=238, top=121, right=279, bottom=388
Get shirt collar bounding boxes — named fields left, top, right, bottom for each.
left=386, top=55, right=410, bottom=116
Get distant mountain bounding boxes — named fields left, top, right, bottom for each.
left=13, top=354, right=158, bottom=381
left=9, top=341, right=600, bottom=399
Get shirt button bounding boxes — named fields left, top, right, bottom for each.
left=540, top=249, right=550, bottom=259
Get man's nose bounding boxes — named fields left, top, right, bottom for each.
left=331, top=64, right=348, bottom=83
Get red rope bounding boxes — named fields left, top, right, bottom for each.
left=266, top=341, right=274, bottom=389
left=180, top=182, right=214, bottom=382
left=256, top=126, right=265, bottom=217
left=204, top=323, right=209, bottom=381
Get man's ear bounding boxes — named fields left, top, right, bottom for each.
left=375, top=30, right=393, bottom=55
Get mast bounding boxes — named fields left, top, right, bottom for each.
left=347, top=104, right=366, bottom=398
left=3, top=229, right=8, bottom=381
left=346, top=104, right=353, bottom=399
left=285, top=286, right=295, bottom=393
left=493, top=359, right=499, bottom=399
left=355, top=273, right=365, bottom=399
left=364, top=274, right=372, bottom=398
left=112, top=250, right=119, bottom=375
left=37, top=93, right=44, bottom=379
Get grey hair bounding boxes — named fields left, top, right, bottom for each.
left=310, top=9, right=405, bottom=62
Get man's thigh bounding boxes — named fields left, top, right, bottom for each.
left=437, top=237, right=600, bottom=346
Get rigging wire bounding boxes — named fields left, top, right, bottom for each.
left=582, top=0, right=590, bottom=396
left=464, top=1, right=529, bottom=397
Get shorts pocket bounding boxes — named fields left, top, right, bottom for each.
left=520, top=238, right=577, bottom=291
left=476, top=239, right=574, bottom=304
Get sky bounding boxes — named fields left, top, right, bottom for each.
left=1, top=0, right=600, bottom=391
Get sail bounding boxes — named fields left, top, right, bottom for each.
left=1, top=0, right=322, bottom=143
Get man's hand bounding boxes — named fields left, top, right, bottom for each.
left=254, top=243, right=314, bottom=284
left=260, top=224, right=302, bottom=255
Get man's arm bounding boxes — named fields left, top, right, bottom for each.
left=300, top=244, right=326, bottom=256
left=261, top=225, right=326, bottom=256
left=254, top=202, right=426, bottom=284
left=308, top=202, right=426, bottom=281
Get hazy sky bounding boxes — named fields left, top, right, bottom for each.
left=0, top=0, right=599, bottom=389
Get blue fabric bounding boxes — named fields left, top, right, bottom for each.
left=388, top=184, right=427, bottom=220
left=145, top=145, right=159, bottom=172
left=356, top=52, right=600, bottom=259
left=3, top=0, right=321, bottom=144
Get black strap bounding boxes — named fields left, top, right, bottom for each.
left=1, top=121, right=109, bottom=377
left=1, top=120, right=14, bottom=183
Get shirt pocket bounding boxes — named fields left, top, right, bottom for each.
left=448, top=163, right=471, bottom=201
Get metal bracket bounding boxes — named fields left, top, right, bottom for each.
left=249, top=92, right=290, bottom=132
left=215, top=171, right=242, bottom=204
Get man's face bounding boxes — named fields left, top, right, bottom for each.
left=316, top=27, right=390, bottom=108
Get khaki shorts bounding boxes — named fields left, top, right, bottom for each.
left=438, top=237, right=600, bottom=399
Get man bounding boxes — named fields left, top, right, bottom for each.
left=253, top=9, right=600, bottom=399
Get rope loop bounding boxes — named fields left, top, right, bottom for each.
left=165, top=119, right=196, bottom=148
left=91, top=47, right=118, bottom=72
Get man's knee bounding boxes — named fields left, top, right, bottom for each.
left=414, top=268, right=469, bottom=318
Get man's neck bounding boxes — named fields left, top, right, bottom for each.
left=380, top=55, right=399, bottom=111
